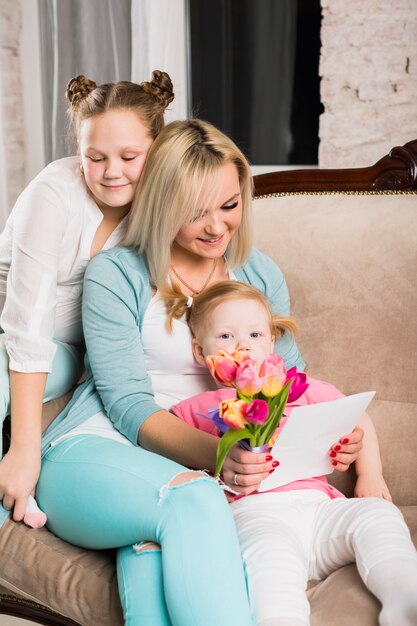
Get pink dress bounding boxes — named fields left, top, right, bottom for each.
left=170, top=376, right=345, bottom=499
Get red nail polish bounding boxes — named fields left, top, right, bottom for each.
left=269, top=469, right=275, bottom=474
left=272, top=461, right=279, bottom=467
left=342, top=438, right=349, bottom=444
left=334, top=444, right=341, bottom=451
left=265, top=455, right=273, bottom=461
left=329, top=451, right=337, bottom=458
left=331, top=460, right=338, bottom=466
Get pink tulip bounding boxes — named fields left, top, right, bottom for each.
left=259, top=354, right=287, bottom=398
left=286, top=367, right=309, bottom=403
left=206, top=351, right=239, bottom=386
left=235, top=358, right=264, bottom=396
left=219, top=398, right=248, bottom=429
left=245, top=399, right=269, bottom=425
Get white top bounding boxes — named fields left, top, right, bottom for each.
left=0, top=157, right=127, bottom=373
left=141, top=291, right=218, bottom=408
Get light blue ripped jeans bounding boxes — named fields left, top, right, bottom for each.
left=0, top=335, right=81, bottom=457
left=37, top=435, right=253, bottom=626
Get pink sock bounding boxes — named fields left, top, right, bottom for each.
left=23, top=495, right=47, bottom=529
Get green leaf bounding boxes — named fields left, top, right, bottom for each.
left=268, top=380, right=292, bottom=411
left=258, top=385, right=290, bottom=445
left=236, top=391, right=251, bottom=403
left=215, top=428, right=250, bottom=476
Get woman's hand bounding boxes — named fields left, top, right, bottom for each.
left=221, top=444, right=277, bottom=497
left=329, top=425, right=364, bottom=472
left=0, top=446, right=41, bottom=521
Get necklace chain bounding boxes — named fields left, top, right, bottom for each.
left=170, top=258, right=218, bottom=295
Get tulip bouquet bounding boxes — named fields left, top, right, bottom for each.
left=206, top=350, right=308, bottom=477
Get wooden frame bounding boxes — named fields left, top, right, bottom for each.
left=253, top=139, right=417, bottom=196
left=1, top=137, right=416, bottom=625
left=0, top=594, right=80, bottom=626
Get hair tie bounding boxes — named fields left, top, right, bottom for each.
left=186, top=296, right=193, bottom=308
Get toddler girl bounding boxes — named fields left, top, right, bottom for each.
left=171, top=280, right=417, bottom=626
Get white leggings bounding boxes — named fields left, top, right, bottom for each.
left=231, top=490, right=417, bottom=626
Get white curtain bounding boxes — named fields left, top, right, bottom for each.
left=0, top=77, right=8, bottom=229
left=38, top=0, right=132, bottom=163
left=131, top=0, right=190, bottom=121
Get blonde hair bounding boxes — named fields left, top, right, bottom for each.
left=65, top=70, right=174, bottom=141
left=175, top=280, right=298, bottom=338
left=123, top=119, right=254, bottom=293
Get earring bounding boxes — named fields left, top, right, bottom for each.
left=79, top=164, right=84, bottom=175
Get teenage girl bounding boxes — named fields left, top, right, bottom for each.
left=0, top=70, right=174, bottom=526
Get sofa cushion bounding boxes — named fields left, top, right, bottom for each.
left=253, top=192, right=417, bottom=403
left=0, top=518, right=123, bottom=625
left=1, top=505, right=415, bottom=626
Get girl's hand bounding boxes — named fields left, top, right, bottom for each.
left=221, top=444, right=277, bottom=497
left=354, top=472, right=392, bottom=501
left=329, top=425, right=364, bottom=472
left=0, top=447, right=41, bottom=522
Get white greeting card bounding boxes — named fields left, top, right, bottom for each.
left=258, top=391, right=376, bottom=492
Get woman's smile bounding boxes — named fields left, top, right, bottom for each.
left=197, top=234, right=226, bottom=246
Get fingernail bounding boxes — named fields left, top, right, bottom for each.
left=269, top=469, right=275, bottom=474
left=342, top=438, right=349, bottom=444
left=265, top=455, right=273, bottom=461
left=331, top=460, right=338, bottom=466
left=334, top=444, right=341, bottom=451
left=272, top=461, right=279, bottom=467
left=329, top=451, right=337, bottom=458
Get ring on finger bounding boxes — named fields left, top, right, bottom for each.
left=233, top=472, right=240, bottom=486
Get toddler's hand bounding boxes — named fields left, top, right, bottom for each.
left=354, top=472, right=392, bottom=501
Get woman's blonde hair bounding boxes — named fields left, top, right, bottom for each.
left=180, top=281, right=298, bottom=339
left=65, top=70, right=174, bottom=141
left=123, top=119, right=254, bottom=291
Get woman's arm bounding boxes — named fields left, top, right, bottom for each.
left=0, top=372, right=45, bottom=520
left=140, top=409, right=274, bottom=492
left=82, top=252, right=275, bottom=484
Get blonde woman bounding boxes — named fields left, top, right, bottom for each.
left=35, top=120, right=363, bottom=625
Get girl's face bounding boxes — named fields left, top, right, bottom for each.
left=173, top=162, right=242, bottom=261
left=192, top=298, right=275, bottom=367
left=79, top=109, right=153, bottom=214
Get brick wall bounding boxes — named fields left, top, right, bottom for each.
left=319, top=0, right=417, bottom=167
left=0, top=0, right=25, bottom=212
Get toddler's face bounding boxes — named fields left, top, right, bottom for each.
left=193, top=298, right=275, bottom=367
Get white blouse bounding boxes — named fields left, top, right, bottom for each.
left=0, top=157, right=127, bottom=373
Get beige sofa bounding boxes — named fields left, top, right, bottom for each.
left=0, top=139, right=416, bottom=625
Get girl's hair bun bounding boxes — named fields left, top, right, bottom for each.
left=65, top=75, right=97, bottom=108
left=141, top=70, right=175, bottom=110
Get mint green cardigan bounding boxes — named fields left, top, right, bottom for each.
left=40, top=246, right=305, bottom=456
